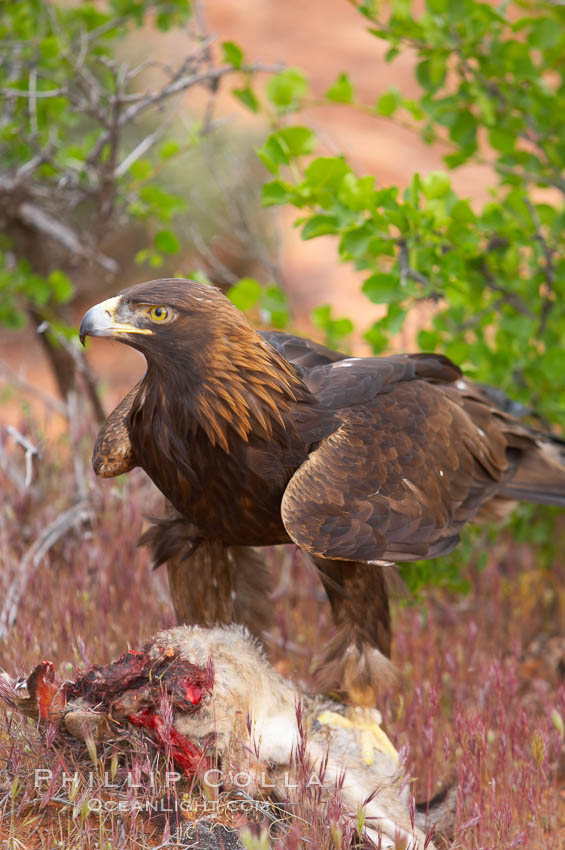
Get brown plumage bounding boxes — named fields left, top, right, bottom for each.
left=79, top=278, right=565, bottom=704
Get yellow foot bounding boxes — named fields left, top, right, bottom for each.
left=317, top=706, right=398, bottom=766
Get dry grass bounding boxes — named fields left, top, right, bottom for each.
left=1, top=412, right=564, bottom=848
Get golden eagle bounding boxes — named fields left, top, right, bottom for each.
left=80, top=278, right=565, bottom=710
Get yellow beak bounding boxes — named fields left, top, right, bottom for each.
left=79, top=296, right=152, bottom=345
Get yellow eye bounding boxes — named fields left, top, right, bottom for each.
left=147, top=305, right=169, bottom=322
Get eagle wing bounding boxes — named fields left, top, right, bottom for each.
left=92, top=382, right=140, bottom=477
left=259, top=330, right=347, bottom=369
left=281, top=354, right=511, bottom=563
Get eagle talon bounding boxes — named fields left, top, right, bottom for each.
left=317, top=706, right=398, bottom=766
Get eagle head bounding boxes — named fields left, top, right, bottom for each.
left=79, top=278, right=245, bottom=360
left=79, top=279, right=309, bottom=446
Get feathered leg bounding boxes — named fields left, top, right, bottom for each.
left=311, top=556, right=398, bottom=764
left=166, top=543, right=272, bottom=638
left=140, top=506, right=272, bottom=639
left=311, top=557, right=395, bottom=698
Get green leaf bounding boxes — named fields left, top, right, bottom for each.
left=257, top=127, right=315, bottom=175
left=380, top=302, right=407, bottom=334
left=362, top=272, right=400, bottom=304
left=139, top=186, right=187, bottom=220
left=276, top=126, right=316, bottom=157
left=418, top=328, right=439, bottom=349
left=189, top=269, right=213, bottom=286
left=232, top=86, right=260, bottom=113
left=47, top=270, right=74, bottom=303
left=364, top=324, right=388, bottom=353
left=304, top=157, right=350, bottom=189
left=376, top=87, right=401, bottom=116
left=260, top=285, right=290, bottom=328
left=312, top=304, right=353, bottom=347
left=40, top=37, right=60, bottom=60
left=266, top=68, right=308, bottom=112
left=340, top=222, right=375, bottom=259
left=154, top=229, right=180, bottom=254
left=129, top=158, right=153, bottom=180
left=325, top=72, right=354, bottom=104
left=449, top=111, right=477, bottom=149
left=391, top=0, right=411, bottom=18
left=0, top=303, right=26, bottom=329
left=416, top=55, right=447, bottom=91
left=488, top=127, right=515, bottom=154
left=256, top=135, right=289, bottom=174
left=262, top=179, right=295, bottom=207
left=228, top=277, right=262, bottom=310
left=312, top=304, right=331, bottom=326
left=426, top=0, right=447, bottom=11
left=160, top=140, right=180, bottom=160
left=301, top=214, right=339, bottom=240
left=222, top=41, right=244, bottom=69
left=338, top=173, right=376, bottom=211
left=135, top=249, right=151, bottom=265
left=528, top=18, right=560, bottom=49
left=421, top=170, right=451, bottom=199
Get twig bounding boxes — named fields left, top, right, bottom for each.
left=0, top=442, right=25, bottom=492
left=114, top=125, right=165, bottom=179
left=18, top=202, right=119, bottom=273
left=0, top=358, right=68, bottom=417
left=0, top=500, right=92, bottom=641
left=28, top=67, right=38, bottom=136
left=1, top=86, right=67, bottom=99
left=36, top=323, right=106, bottom=424
left=186, top=221, right=241, bottom=285
left=95, top=62, right=283, bottom=157
left=15, top=144, right=56, bottom=181
left=66, top=389, right=88, bottom=501
left=524, top=197, right=557, bottom=336
left=478, top=258, right=534, bottom=318
left=5, top=425, right=39, bottom=488
left=398, top=241, right=431, bottom=288
left=191, top=1, right=218, bottom=134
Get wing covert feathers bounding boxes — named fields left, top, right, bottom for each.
left=281, top=370, right=564, bottom=564
left=92, top=382, right=140, bottom=477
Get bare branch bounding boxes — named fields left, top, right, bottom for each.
left=0, top=443, right=25, bottom=492
left=66, top=389, right=89, bottom=501
left=114, top=125, right=165, bottom=178
left=5, top=425, right=39, bottom=488
left=191, top=2, right=218, bottom=134
left=85, top=61, right=283, bottom=169
left=36, top=323, right=106, bottom=424
left=1, top=86, right=67, bottom=99
left=398, top=241, right=431, bottom=288
left=17, top=202, right=119, bottom=273
left=479, top=268, right=534, bottom=319
left=524, top=197, right=557, bottom=336
left=15, top=145, right=56, bottom=181
left=186, top=220, right=241, bottom=286
left=28, top=67, right=38, bottom=136
left=0, top=500, right=92, bottom=641
left=0, top=359, right=68, bottom=417
left=120, top=63, right=282, bottom=126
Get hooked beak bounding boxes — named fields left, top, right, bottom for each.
left=79, top=296, right=152, bottom=346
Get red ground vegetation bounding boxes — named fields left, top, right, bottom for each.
left=1, top=412, right=564, bottom=847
